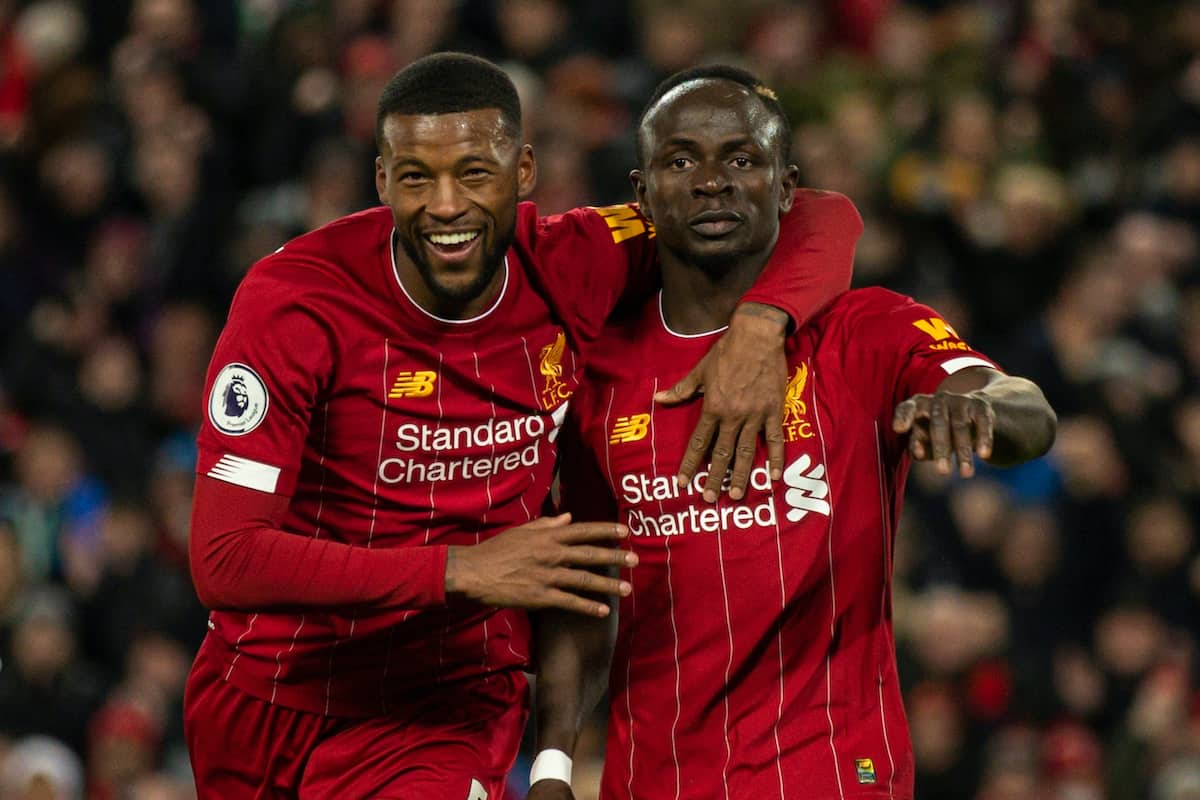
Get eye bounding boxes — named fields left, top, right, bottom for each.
left=462, top=167, right=491, bottom=180
left=731, top=156, right=753, bottom=169
left=398, top=171, right=428, bottom=185
left=668, top=156, right=693, bottom=170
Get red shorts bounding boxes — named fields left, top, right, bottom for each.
left=183, top=643, right=528, bottom=799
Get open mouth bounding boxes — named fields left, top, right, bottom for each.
left=688, top=210, right=743, bottom=237
left=424, top=230, right=481, bottom=259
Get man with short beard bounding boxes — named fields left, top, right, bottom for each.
left=183, top=54, right=856, bottom=798
left=534, top=65, right=1055, bottom=800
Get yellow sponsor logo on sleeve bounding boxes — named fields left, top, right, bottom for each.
left=591, top=204, right=656, bottom=244
left=912, top=317, right=959, bottom=342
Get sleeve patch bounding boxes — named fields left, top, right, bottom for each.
left=939, top=356, right=995, bottom=375
left=208, top=363, right=270, bottom=435
left=207, top=454, right=281, bottom=493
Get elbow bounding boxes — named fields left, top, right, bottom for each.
left=1030, top=403, right=1058, bottom=461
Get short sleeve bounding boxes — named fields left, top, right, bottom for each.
left=196, top=266, right=336, bottom=497
left=740, top=189, right=861, bottom=326
left=515, top=202, right=658, bottom=346
left=838, top=291, right=1000, bottom=421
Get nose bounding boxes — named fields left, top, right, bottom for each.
left=426, top=174, right=469, bottom=221
left=692, top=161, right=732, bottom=197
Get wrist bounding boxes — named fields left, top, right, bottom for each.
left=732, top=302, right=789, bottom=335
left=530, top=748, right=573, bottom=786
left=443, top=546, right=468, bottom=597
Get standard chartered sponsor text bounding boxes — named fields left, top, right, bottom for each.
left=378, top=414, right=546, bottom=484
left=621, top=465, right=777, bottom=536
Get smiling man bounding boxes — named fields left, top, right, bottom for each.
left=534, top=66, right=1055, bottom=800
left=182, top=54, right=857, bottom=799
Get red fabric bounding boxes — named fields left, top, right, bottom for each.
left=560, top=283, right=996, bottom=800
left=184, top=639, right=527, bottom=799
left=189, top=475, right=447, bottom=611
left=188, top=196, right=850, bottom=718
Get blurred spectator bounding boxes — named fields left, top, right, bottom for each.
left=0, top=2, right=1193, bottom=797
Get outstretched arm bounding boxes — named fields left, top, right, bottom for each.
left=892, top=367, right=1057, bottom=477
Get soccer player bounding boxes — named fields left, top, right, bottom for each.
left=183, top=54, right=857, bottom=799
left=533, top=66, right=1056, bottom=800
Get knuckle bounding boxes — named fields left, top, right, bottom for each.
left=712, top=447, right=732, bottom=459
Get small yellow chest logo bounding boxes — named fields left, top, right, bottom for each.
left=539, top=332, right=572, bottom=409
left=783, top=363, right=815, bottom=441
left=610, top=414, right=650, bottom=444
left=389, top=370, right=436, bottom=398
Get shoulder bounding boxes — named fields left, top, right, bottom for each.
left=790, top=189, right=863, bottom=236
left=812, top=287, right=918, bottom=327
left=236, top=207, right=393, bottom=306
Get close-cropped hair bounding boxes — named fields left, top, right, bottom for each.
left=375, top=52, right=522, bottom=149
left=636, top=64, right=792, bottom=166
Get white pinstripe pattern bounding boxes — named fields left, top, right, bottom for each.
left=270, top=615, right=305, bottom=705
left=225, top=613, right=258, bottom=681
left=595, top=386, right=638, bottom=800
left=810, top=369, right=846, bottom=799
left=430, top=352, right=447, bottom=684
left=647, top=378, right=684, bottom=800
left=326, top=339, right=393, bottom=715
left=517, top=336, right=543, bottom=524
left=475, top=352, right=492, bottom=670
left=714, top=490, right=734, bottom=800
left=767, top=472, right=787, bottom=800
left=873, top=422, right=897, bottom=797
left=268, top=400, right=328, bottom=700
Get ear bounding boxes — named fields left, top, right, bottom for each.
left=517, top=144, right=537, bottom=198
left=630, top=169, right=652, bottom=221
left=374, top=156, right=387, bottom=204
left=778, top=164, right=800, bottom=216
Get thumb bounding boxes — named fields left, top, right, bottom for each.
left=654, top=369, right=702, bottom=405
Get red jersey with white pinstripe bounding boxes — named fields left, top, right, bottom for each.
left=194, top=203, right=660, bottom=716
left=561, top=288, right=999, bottom=800
left=192, top=193, right=854, bottom=719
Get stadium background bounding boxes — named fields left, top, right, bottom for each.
left=0, top=0, right=1197, bottom=798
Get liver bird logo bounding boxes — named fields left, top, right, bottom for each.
left=539, top=332, right=571, bottom=409
left=783, top=363, right=809, bottom=424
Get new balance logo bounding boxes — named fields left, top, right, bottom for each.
left=389, top=370, right=436, bottom=398
left=610, top=414, right=650, bottom=444
left=783, top=453, right=830, bottom=521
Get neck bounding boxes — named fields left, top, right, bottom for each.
left=658, top=244, right=774, bottom=335
left=392, top=235, right=504, bottom=321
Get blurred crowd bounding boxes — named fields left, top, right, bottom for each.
left=0, top=0, right=1196, bottom=798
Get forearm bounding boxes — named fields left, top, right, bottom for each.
left=190, top=475, right=447, bottom=611
left=972, top=376, right=1057, bottom=466
left=739, top=189, right=860, bottom=327
left=533, top=607, right=616, bottom=753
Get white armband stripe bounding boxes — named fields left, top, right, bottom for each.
left=939, top=356, right=995, bottom=375
left=207, top=454, right=281, bottom=493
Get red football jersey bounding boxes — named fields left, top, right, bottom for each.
left=561, top=288, right=999, bottom=800
left=192, top=193, right=856, bottom=718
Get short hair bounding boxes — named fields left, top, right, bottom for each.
left=636, top=64, right=792, bottom=166
left=375, top=52, right=522, bottom=149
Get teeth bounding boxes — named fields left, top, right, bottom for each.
left=427, top=231, right=479, bottom=246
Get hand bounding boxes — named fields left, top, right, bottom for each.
left=526, top=780, right=575, bottom=800
left=445, top=515, right=637, bottom=618
left=655, top=303, right=788, bottom=502
left=892, top=390, right=995, bottom=477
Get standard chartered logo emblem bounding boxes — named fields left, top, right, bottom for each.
left=782, top=453, right=830, bottom=521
